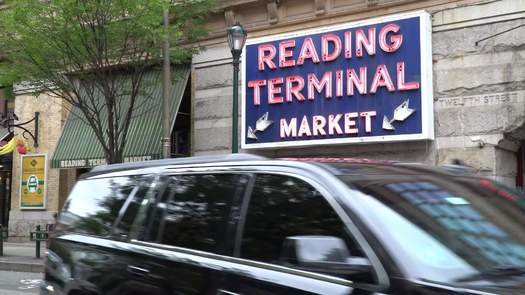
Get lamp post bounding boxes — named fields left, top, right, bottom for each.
left=162, top=8, right=171, bottom=159
left=227, top=22, right=247, bottom=154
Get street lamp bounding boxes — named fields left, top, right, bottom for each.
left=227, top=22, right=247, bottom=153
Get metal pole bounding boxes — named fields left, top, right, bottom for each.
left=0, top=225, right=4, bottom=257
left=232, top=58, right=239, bottom=153
left=34, top=112, right=39, bottom=147
left=35, top=225, right=40, bottom=259
left=162, top=8, right=172, bottom=159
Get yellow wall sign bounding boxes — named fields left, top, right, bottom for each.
left=20, top=154, right=47, bottom=209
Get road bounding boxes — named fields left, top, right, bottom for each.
left=0, top=270, right=43, bottom=295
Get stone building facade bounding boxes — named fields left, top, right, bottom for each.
left=3, top=0, right=525, bottom=238
left=193, top=0, right=525, bottom=186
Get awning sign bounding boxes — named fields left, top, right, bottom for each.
left=57, top=155, right=155, bottom=169
left=242, top=11, right=433, bottom=149
left=20, top=154, right=47, bottom=209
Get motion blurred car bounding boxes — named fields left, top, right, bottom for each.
left=41, top=154, right=525, bottom=295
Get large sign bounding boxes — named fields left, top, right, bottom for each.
left=242, top=11, right=433, bottom=149
left=20, top=154, right=47, bottom=209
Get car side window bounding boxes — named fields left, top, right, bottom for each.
left=60, top=176, right=137, bottom=236
left=113, top=176, right=154, bottom=238
left=143, top=174, right=249, bottom=255
left=240, top=174, right=365, bottom=274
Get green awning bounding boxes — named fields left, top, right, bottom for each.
left=51, top=66, right=190, bottom=169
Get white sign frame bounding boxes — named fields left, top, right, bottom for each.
left=19, top=153, right=47, bottom=210
left=241, top=10, right=434, bottom=150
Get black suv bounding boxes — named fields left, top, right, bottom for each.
left=42, top=154, right=525, bottom=295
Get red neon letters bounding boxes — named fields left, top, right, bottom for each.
left=249, top=23, right=419, bottom=106
left=249, top=22, right=420, bottom=138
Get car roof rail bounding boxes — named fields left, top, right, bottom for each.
left=88, top=153, right=267, bottom=174
left=280, top=157, right=398, bottom=164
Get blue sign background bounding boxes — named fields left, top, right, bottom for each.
left=244, top=16, right=423, bottom=146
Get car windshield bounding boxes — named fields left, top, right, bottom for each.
left=338, top=169, right=525, bottom=285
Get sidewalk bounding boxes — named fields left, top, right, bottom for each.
left=0, top=242, right=46, bottom=273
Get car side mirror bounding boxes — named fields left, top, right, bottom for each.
left=280, top=235, right=373, bottom=277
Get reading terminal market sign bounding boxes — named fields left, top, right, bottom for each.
left=241, top=11, right=433, bottom=149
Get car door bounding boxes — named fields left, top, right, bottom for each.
left=103, top=174, right=169, bottom=295
left=217, top=172, right=377, bottom=295
left=123, top=172, right=251, bottom=295
left=47, top=174, right=156, bottom=295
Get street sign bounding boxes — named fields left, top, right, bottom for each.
left=20, top=154, right=47, bottom=209
left=242, top=11, right=433, bottom=149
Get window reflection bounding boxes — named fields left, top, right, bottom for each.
left=384, top=180, right=525, bottom=266
left=240, top=174, right=365, bottom=276
left=144, top=174, right=249, bottom=255
left=61, top=176, right=150, bottom=236
left=114, top=183, right=152, bottom=237
left=340, top=174, right=525, bottom=283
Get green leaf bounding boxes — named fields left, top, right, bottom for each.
left=0, top=0, right=215, bottom=162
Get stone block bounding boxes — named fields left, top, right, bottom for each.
left=193, top=127, right=231, bottom=152
left=194, top=87, right=231, bottom=100
left=432, top=0, right=524, bottom=29
left=436, top=102, right=525, bottom=137
left=435, top=108, right=462, bottom=137
left=194, top=118, right=232, bottom=130
left=194, top=64, right=234, bottom=90
left=194, top=94, right=233, bottom=120
left=193, top=45, right=230, bottom=65
left=437, top=146, right=495, bottom=172
left=436, top=134, right=507, bottom=149
left=24, top=211, right=43, bottom=220
left=8, top=211, right=22, bottom=219
left=433, top=28, right=477, bottom=59
left=502, top=104, right=525, bottom=135
left=42, top=211, right=58, bottom=220
left=7, top=218, right=50, bottom=238
left=433, top=19, right=525, bottom=60
left=435, top=59, right=525, bottom=95
left=433, top=19, right=525, bottom=98
left=495, top=146, right=517, bottom=187
left=460, top=104, right=521, bottom=135
left=459, top=105, right=505, bottom=135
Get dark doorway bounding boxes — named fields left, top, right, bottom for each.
left=0, top=86, right=14, bottom=226
left=0, top=170, right=12, bottom=227
left=76, top=168, right=91, bottom=180
left=517, top=144, right=524, bottom=189
left=171, top=76, right=191, bottom=157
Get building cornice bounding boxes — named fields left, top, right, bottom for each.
left=198, top=0, right=523, bottom=47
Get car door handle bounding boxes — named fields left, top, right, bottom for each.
left=217, top=289, right=240, bottom=295
left=126, top=265, right=150, bottom=276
